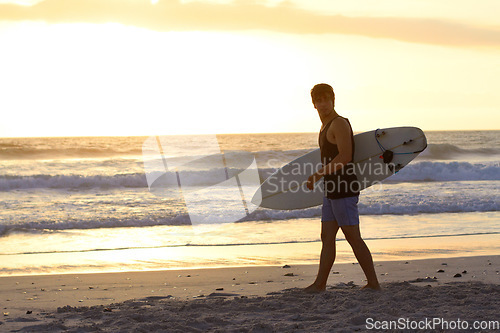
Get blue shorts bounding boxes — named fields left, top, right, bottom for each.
left=321, top=195, right=360, bottom=226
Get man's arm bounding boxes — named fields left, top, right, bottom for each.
left=324, top=118, right=353, bottom=173
left=307, top=118, right=353, bottom=190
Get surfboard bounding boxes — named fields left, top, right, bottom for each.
left=251, top=127, right=427, bottom=210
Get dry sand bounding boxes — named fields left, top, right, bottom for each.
left=1, top=255, right=499, bottom=332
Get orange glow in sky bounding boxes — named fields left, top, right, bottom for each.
left=0, top=0, right=498, bottom=137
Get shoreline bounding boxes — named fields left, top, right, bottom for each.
left=1, top=255, right=498, bottom=331
left=2, top=232, right=499, bottom=277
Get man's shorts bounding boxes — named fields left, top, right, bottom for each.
left=321, top=195, right=360, bottom=226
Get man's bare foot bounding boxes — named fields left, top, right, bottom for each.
left=303, top=283, right=326, bottom=293
left=361, top=283, right=381, bottom=291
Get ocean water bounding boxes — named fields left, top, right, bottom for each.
left=1, top=131, right=499, bottom=276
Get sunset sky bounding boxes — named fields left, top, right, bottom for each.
left=0, top=0, right=499, bottom=137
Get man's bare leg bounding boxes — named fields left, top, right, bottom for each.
left=341, top=225, right=381, bottom=290
left=304, top=221, right=339, bottom=293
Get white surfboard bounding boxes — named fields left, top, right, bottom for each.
left=252, top=127, right=427, bottom=210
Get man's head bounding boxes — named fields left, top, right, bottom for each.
left=311, top=83, right=335, bottom=105
left=311, top=83, right=335, bottom=115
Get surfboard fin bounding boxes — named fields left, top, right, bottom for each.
left=388, top=163, right=403, bottom=173
left=403, top=139, right=413, bottom=145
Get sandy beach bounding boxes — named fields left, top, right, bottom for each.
left=1, top=255, right=498, bottom=332
left=1, top=0, right=499, bottom=329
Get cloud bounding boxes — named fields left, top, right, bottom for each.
left=1, top=0, right=499, bottom=47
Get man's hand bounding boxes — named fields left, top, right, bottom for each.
left=307, top=172, right=322, bottom=191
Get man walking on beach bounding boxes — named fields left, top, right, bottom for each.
left=305, top=83, right=380, bottom=292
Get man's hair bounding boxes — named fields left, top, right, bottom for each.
left=311, top=83, right=335, bottom=105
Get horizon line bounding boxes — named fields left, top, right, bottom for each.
left=1, top=128, right=499, bottom=139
